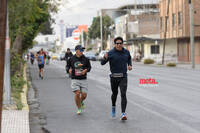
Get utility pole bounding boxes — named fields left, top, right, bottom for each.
left=189, top=0, right=195, bottom=68
left=4, top=8, right=11, bottom=105
left=162, top=0, right=170, bottom=65
left=81, top=30, right=84, bottom=47
left=100, top=9, right=103, bottom=51
left=0, top=0, right=8, bottom=132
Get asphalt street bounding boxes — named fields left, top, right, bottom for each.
left=29, top=60, right=200, bottom=133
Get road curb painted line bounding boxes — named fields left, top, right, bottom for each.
left=21, top=64, right=29, bottom=111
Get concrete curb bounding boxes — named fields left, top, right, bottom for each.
left=134, top=62, right=200, bottom=70
left=21, top=64, right=29, bottom=111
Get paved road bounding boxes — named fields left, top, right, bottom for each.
left=29, top=60, right=200, bottom=133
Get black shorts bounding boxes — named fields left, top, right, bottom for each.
left=38, top=64, right=44, bottom=69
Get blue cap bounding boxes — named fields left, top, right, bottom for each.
left=75, top=45, right=85, bottom=52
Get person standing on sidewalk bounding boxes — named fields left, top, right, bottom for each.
left=68, top=45, right=91, bottom=115
left=101, top=36, right=132, bottom=120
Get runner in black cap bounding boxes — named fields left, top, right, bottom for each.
left=68, top=45, right=91, bottom=115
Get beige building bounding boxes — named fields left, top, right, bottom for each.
left=126, top=12, right=161, bottom=62
left=116, top=3, right=161, bottom=60
left=160, top=0, right=200, bottom=64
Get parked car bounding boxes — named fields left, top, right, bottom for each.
left=98, top=50, right=108, bottom=60
left=51, top=53, right=60, bottom=60
left=84, top=52, right=97, bottom=61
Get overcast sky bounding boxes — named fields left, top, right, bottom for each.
left=53, top=0, right=159, bottom=34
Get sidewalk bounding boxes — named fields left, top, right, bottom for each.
left=1, top=110, right=30, bottom=133
left=176, top=64, right=200, bottom=70
left=134, top=62, right=200, bottom=70
left=1, top=64, right=30, bottom=133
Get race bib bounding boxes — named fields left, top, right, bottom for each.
left=75, top=69, right=82, bottom=76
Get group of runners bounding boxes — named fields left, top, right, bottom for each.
left=28, top=48, right=50, bottom=79
left=67, top=36, right=132, bottom=121
left=29, top=36, right=132, bottom=121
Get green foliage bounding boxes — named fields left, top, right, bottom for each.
left=10, top=51, right=25, bottom=75
left=86, top=47, right=92, bottom=51
left=10, top=51, right=26, bottom=110
left=8, top=0, right=58, bottom=53
left=8, top=0, right=59, bottom=110
left=11, top=68, right=26, bottom=110
left=144, top=59, right=155, bottom=64
left=80, top=31, right=88, bottom=44
left=88, top=15, right=113, bottom=40
left=83, top=31, right=87, bottom=40
left=166, top=62, right=176, bottom=67
left=40, top=18, right=54, bottom=35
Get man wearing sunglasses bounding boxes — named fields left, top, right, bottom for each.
left=101, top=36, right=132, bottom=120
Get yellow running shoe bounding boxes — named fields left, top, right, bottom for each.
left=77, top=108, right=82, bottom=115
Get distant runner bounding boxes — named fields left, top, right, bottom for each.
left=46, top=54, right=51, bottom=65
left=65, top=48, right=73, bottom=76
left=37, top=50, right=45, bottom=79
left=30, top=52, right=35, bottom=65
left=40, top=48, right=47, bottom=60
left=101, top=37, right=132, bottom=120
left=68, top=45, right=91, bottom=115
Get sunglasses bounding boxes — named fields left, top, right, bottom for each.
left=115, top=42, right=123, bottom=45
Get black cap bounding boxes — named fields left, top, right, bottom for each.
left=75, top=45, right=85, bottom=52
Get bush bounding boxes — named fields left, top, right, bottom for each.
left=11, top=71, right=26, bottom=110
left=166, top=63, right=176, bottom=67
left=11, top=51, right=25, bottom=76
left=10, top=51, right=26, bottom=110
left=144, top=59, right=155, bottom=64
left=86, top=47, right=92, bottom=51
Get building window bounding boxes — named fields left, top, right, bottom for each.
left=178, top=12, right=182, bottom=27
left=150, top=5, right=157, bottom=9
left=151, top=45, right=160, bottom=54
left=166, top=16, right=169, bottom=31
left=137, top=5, right=143, bottom=9
left=160, top=17, right=163, bottom=30
left=172, top=13, right=176, bottom=28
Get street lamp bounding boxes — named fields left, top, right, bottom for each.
left=100, top=9, right=103, bottom=52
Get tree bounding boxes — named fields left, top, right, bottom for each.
left=88, top=15, right=113, bottom=50
left=8, top=0, right=59, bottom=74
left=88, top=15, right=113, bottom=40
left=79, top=31, right=88, bottom=46
left=8, top=0, right=58, bottom=55
left=40, top=18, right=54, bottom=35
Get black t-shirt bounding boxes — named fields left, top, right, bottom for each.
left=65, top=52, right=73, bottom=61
left=68, top=55, right=91, bottom=80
